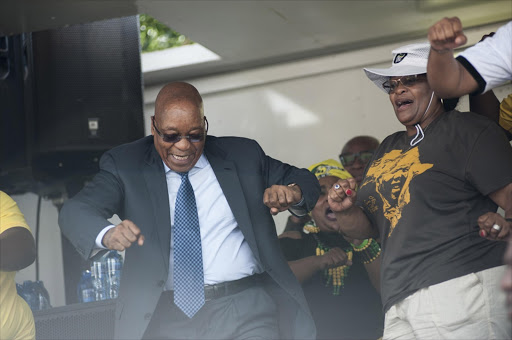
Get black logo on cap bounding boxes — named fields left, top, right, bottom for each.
left=394, top=53, right=407, bottom=64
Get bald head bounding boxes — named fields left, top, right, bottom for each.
left=340, top=136, right=380, bottom=185
left=342, top=136, right=379, bottom=155
left=155, top=82, right=204, bottom=119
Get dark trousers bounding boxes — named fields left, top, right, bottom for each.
left=142, top=286, right=279, bottom=340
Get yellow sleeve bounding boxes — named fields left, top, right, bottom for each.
left=0, top=191, right=30, bottom=234
left=499, top=93, right=512, bottom=133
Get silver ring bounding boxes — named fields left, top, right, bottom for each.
left=492, top=224, right=501, bottom=232
left=334, top=184, right=340, bottom=190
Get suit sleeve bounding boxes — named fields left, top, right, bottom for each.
left=58, top=151, right=125, bottom=259
left=258, top=143, right=320, bottom=214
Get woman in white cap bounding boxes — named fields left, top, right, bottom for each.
left=327, top=42, right=512, bottom=339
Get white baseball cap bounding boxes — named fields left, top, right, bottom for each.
left=364, top=42, right=430, bottom=93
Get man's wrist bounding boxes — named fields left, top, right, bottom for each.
left=96, top=225, right=115, bottom=249
left=430, top=45, right=452, bottom=54
left=289, top=196, right=307, bottom=217
left=292, top=196, right=305, bottom=208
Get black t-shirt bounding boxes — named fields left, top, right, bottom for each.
left=356, top=110, right=512, bottom=312
left=280, top=233, right=383, bottom=340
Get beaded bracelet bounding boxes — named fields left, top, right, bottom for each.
left=351, top=239, right=370, bottom=250
left=351, top=238, right=381, bottom=264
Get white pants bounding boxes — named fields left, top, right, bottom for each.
left=383, top=265, right=511, bottom=340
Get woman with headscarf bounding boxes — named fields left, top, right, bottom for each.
left=328, top=43, right=512, bottom=339
left=279, top=159, right=383, bottom=340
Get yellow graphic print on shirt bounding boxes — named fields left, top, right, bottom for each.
left=361, top=148, right=433, bottom=237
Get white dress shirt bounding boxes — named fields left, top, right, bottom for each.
left=164, top=154, right=263, bottom=289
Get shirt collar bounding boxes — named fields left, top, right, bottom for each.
left=162, top=153, right=208, bottom=175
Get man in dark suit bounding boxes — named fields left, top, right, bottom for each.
left=59, top=82, right=320, bottom=340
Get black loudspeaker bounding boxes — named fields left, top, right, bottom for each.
left=0, top=34, right=34, bottom=194
left=34, top=299, right=116, bottom=340
left=30, top=16, right=144, bottom=184
left=1, top=16, right=144, bottom=194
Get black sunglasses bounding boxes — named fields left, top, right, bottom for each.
left=382, top=74, right=426, bottom=94
left=339, top=151, right=374, bottom=167
left=152, top=116, right=208, bottom=143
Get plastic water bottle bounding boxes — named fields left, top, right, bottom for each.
left=17, top=281, right=36, bottom=310
left=77, top=270, right=95, bottom=303
left=17, top=280, right=51, bottom=310
left=90, top=258, right=107, bottom=301
left=105, top=251, right=123, bottom=299
left=34, top=281, right=51, bottom=310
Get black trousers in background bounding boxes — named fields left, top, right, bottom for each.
left=142, top=286, right=279, bottom=340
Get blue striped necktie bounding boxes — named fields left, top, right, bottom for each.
left=173, top=172, right=205, bottom=318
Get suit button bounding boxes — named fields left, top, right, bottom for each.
left=144, top=313, right=152, bottom=320
left=157, top=280, right=165, bottom=287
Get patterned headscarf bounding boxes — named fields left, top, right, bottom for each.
left=308, top=159, right=352, bottom=180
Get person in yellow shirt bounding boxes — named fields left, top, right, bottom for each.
left=469, top=90, right=512, bottom=141
left=0, top=191, right=36, bottom=340
left=500, top=94, right=512, bottom=139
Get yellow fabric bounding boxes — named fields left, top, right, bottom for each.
left=308, top=159, right=352, bottom=180
left=499, top=93, right=512, bottom=133
left=0, top=191, right=35, bottom=340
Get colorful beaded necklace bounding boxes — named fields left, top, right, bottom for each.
left=303, top=219, right=353, bottom=295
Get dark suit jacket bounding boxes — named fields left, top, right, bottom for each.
left=59, top=135, right=320, bottom=340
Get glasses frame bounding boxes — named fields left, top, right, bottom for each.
left=152, top=116, right=208, bottom=143
left=382, top=74, right=426, bottom=94
left=339, top=150, right=374, bottom=167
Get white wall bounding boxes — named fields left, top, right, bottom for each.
left=13, top=21, right=511, bottom=307
left=11, top=193, right=65, bottom=308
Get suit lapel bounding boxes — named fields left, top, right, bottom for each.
left=143, top=145, right=171, bottom=270
left=205, top=143, right=261, bottom=262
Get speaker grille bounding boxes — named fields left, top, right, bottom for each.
left=34, top=300, right=115, bottom=340
left=31, top=16, right=144, bottom=154
left=26, top=16, right=144, bottom=183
